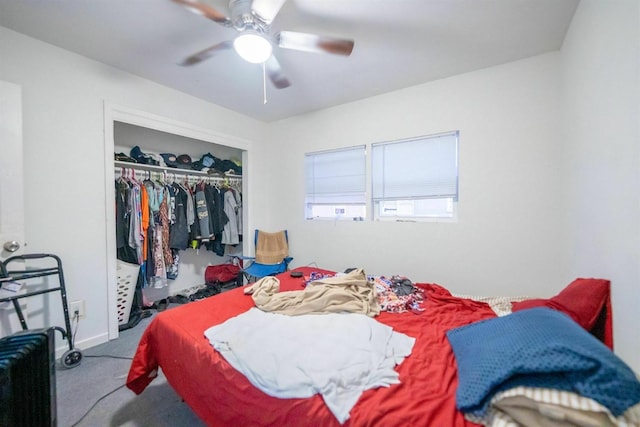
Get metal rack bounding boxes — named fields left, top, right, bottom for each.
left=0, top=253, right=82, bottom=368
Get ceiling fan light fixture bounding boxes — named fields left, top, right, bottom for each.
left=233, top=33, right=272, bottom=63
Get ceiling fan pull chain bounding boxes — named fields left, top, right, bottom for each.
left=263, top=62, right=268, bottom=104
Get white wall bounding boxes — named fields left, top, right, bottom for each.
left=0, top=26, right=267, bottom=352
left=265, top=53, right=568, bottom=297
left=560, top=0, right=640, bottom=371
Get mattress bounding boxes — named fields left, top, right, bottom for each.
left=127, top=267, right=496, bottom=426
left=126, top=267, right=621, bottom=426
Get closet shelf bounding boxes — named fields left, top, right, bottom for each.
left=114, top=160, right=242, bottom=179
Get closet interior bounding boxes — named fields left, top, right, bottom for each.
left=113, top=121, right=245, bottom=328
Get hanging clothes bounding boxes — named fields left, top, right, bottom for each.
left=115, top=166, right=242, bottom=287
left=203, top=183, right=227, bottom=256
left=235, top=187, right=243, bottom=241
left=140, top=185, right=150, bottom=262
left=195, top=182, right=213, bottom=241
left=222, top=188, right=240, bottom=245
left=168, top=183, right=191, bottom=251
left=159, top=187, right=173, bottom=267
left=115, top=179, right=138, bottom=264
left=151, top=224, right=167, bottom=288
left=127, top=181, right=143, bottom=264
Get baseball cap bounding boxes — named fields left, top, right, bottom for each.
left=176, top=154, right=193, bottom=169
left=160, top=153, right=178, bottom=168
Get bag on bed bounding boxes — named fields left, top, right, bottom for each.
left=205, top=264, right=240, bottom=284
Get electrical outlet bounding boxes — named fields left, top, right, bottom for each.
left=70, top=300, right=85, bottom=318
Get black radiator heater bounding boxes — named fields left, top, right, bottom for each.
left=0, top=328, right=56, bottom=426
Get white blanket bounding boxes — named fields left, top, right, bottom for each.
left=204, top=308, right=415, bottom=423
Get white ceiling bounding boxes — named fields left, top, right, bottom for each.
left=0, top=0, right=579, bottom=122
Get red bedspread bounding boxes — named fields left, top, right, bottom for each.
left=127, top=267, right=495, bottom=426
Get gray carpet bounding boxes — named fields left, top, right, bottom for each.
left=56, top=305, right=206, bottom=427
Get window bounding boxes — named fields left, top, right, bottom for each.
left=372, top=131, right=458, bottom=220
left=305, top=146, right=366, bottom=220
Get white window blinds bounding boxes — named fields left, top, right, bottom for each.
left=372, top=132, right=458, bottom=201
left=305, top=145, right=366, bottom=205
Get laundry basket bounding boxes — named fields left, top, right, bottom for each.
left=116, top=260, right=140, bottom=326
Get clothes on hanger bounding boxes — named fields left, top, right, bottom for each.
left=115, top=167, right=243, bottom=288
left=222, top=186, right=240, bottom=245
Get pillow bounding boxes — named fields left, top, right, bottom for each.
left=511, top=278, right=610, bottom=331
left=447, top=307, right=640, bottom=419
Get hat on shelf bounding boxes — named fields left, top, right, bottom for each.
left=218, top=159, right=242, bottom=175
left=191, top=153, right=218, bottom=171
left=115, top=152, right=137, bottom=163
left=228, top=157, right=242, bottom=174
left=130, top=146, right=159, bottom=166
left=200, top=153, right=219, bottom=168
left=191, top=161, right=204, bottom=171
left=160, top=153, right=178, bottom=168
left=148, top=153, right=165, bottom=165
left=176, top=154, right=193, bottom=170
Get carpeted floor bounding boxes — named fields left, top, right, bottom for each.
left=56, top=304, right=206, bottom=427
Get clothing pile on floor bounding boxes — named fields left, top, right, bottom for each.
left=150, top=279, right=242, bottom=312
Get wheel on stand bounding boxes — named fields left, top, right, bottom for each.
left=62, top=348, right=83, bottom=368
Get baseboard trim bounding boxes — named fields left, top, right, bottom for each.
left=55, top=331, right=110, bottom=361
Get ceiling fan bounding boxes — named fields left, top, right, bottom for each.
left=173, top=0, right=355, bottom=89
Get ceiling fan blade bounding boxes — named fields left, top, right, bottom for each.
left=275, top=31, right=354, bottom=56
left=251, top=0, right=287, bottom=24
left=265, top=55, right=291, bottom=89
left=179, top=41, right=233, bottom=66
left=172, top=0, right=231, bottom=26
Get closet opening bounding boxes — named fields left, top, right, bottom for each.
left=103, top=103, right=251, bottom=340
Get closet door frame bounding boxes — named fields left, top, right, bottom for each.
left=103, top=102, right=251, bottom=340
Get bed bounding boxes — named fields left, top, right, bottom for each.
left=126, top=267, right=640, bottom=426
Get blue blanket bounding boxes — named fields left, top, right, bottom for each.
left=447, top=307, right=640, bottom=418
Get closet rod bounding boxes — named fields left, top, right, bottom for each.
left=114, top=160, right=242, bottom=180
left=115, top=169, right=242, bottom=186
